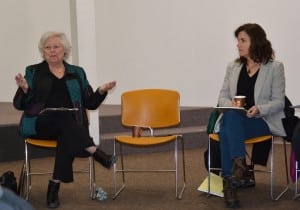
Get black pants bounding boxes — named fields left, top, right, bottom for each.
left=35, top=112, right=95, bottom=182
left=292, top=121, right=300, bottom=161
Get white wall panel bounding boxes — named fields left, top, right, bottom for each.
left=1, top=0, right=300, bottom=107
left=94, top=0, right=300, bottom=106
left=0, top=0, right=71, bottom=102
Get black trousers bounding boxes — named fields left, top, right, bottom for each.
left=292, top=121, right=300, bottom=161
left=35, top=112, right=95, bottom=182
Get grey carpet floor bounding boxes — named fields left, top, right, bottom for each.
left=1, top=145, right=300, bottom=210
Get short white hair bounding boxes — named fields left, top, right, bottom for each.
left=38, top=31, right=72, bottom=60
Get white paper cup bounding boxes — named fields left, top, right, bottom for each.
left=234, top=95, right=246, bottom=107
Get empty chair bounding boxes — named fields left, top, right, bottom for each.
left=113, top=89, right=186, bottom=199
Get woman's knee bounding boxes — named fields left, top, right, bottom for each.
left=223, top=110, right=240, bottom=118
left=222, top=110, right=244, bottom=125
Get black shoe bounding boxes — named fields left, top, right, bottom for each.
left=231, top=157, right=255, bottom=188
left=243, top=164, right=255, bottom=188
left=93, top=148, right=116, bottom=169
left=223, top=177, right=240, bottom=209
left=231, top=159, right=255, bottom=189
left=47, top=180, right=60, bottom=209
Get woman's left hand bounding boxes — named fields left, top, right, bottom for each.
left=99, top=80, right=117, bottom=95
left=246, top=106, right=260, bottom=118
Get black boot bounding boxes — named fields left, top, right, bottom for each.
left=245, top=164, right=255, bottom=188
left=47, top=180, right=60, bottom=208
left=223, top=177, right=240, bottom=208
left=231, top=157, right=255, bottom=188
left=93, top=148, right=116, bottom=169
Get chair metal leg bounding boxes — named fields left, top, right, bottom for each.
left=18, top=162, right=27, bottom=199
left=207, top=136, right=212, bottom=196
left=295, top=161, right=300, bottom=199
left=113, top=140, right=125, bottom=200
left=207, top=136, right=221, bottom=197
left=24, top=141, right=31, bottom=200
left=271, top=137, right=289, bottom=200
left=88, top=157, right=96, bottom=199
left=175, top=135, right=186, bottom=200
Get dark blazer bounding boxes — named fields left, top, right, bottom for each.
left=13, top=61, right=107, bottom=137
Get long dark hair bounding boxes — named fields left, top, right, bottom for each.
left=235, top=23, right=274, bottom=64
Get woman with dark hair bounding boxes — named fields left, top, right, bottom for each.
left=217, top=23, right=286, bottom=208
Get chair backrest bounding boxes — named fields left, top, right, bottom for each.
left=121, top=89, right=180, bottom=128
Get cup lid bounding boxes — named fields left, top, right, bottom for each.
left=234, top=95, right=246, bottom=99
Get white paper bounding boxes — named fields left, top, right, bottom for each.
left=197, top=173, right=224, bottom=197
left=290, top=105, right=300, bottom=108
left=214, top=106, right=247, bottom=113
left=39, top=107, right=79, bottom=114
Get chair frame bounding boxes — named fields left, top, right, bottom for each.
left=112, top=89, right=186, bottom=200
left=113, top=134, right=186, bottom=200
left=295, top=161, right=300, bottom=199
left=207, top=134, right=289, bottom=200
left=18, top=138, right=96, bottom=200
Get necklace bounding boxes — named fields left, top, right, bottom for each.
left=50, top=65, right=65, bottom=79
left=246, top=63, right=260, bottom=75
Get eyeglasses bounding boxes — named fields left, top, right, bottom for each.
left=43, top=45, right=62, bottom=51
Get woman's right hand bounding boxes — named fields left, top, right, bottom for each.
left=15, top=73, right=29, bottom=94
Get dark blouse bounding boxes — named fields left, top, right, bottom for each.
left=45, top=73, right=73, bottom=109
left=236, top=65, right=259, bottom=110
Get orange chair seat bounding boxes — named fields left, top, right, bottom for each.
left=209, top=133, right=272, bottom=144
left=25, top=138, right=57, bottom=148
left=115, top=135, right=177, bottom=146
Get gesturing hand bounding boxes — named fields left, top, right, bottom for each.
left=99, top=80, right=117, bottom=95
left=15, top=73, right=29, bottom=94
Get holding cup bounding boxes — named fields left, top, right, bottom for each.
left=234, top=95, right=246, bottom=108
